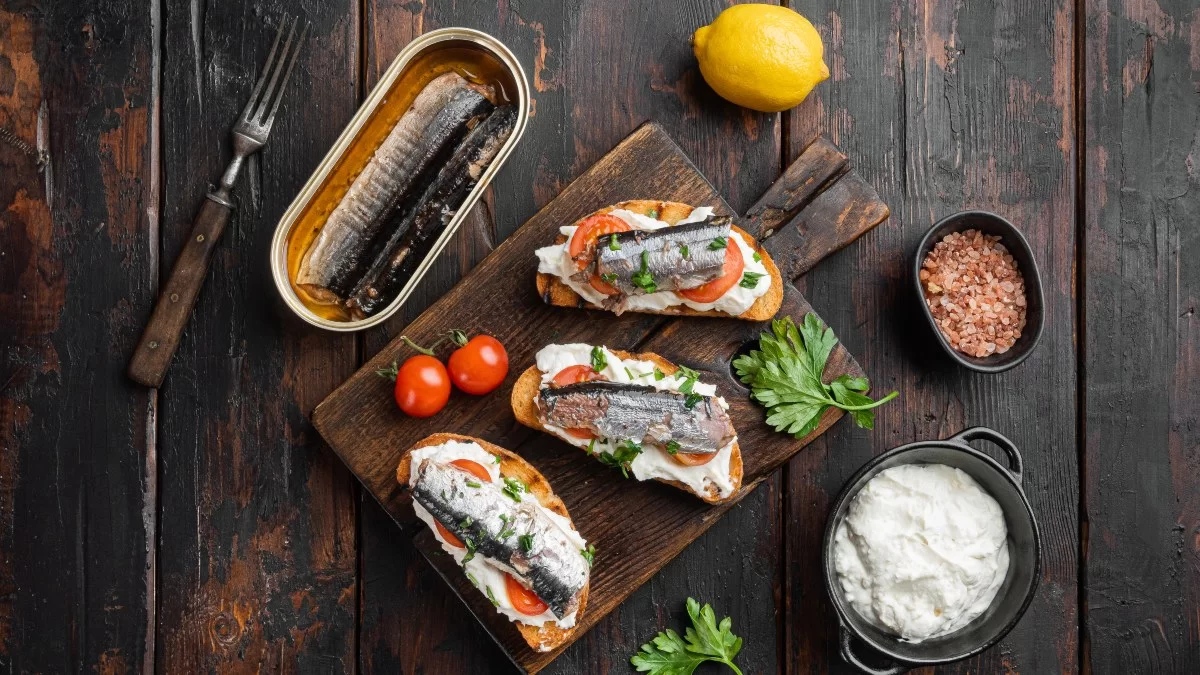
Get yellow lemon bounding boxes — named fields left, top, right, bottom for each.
left=692, top=4, right=829, bottom=113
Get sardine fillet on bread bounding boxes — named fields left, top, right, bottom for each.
left=510, top=350, right=745, bottom=504
left=397, top=433, right=590, bottom=653
left=536, top=200, right=784, bottom=320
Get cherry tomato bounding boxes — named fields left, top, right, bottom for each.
left=505, top=573, right=549, bottom=616
left=448, top=335, right=510, bottom=395
left=677, top=236, right=746, bottom=304
left=669, top=450, right=718, bottom=467
left=550, top=365, right=607, bottom=439
left=434, top=459, right=495, bottom=547
left=394, top=355, right=451, bottom=417
left=568, top=214, right=631, bottom=271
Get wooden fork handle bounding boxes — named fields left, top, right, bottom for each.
left=128, top=195, right=233, bottom=387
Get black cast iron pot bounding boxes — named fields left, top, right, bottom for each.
left=823, top=427, right=1041, bottom=674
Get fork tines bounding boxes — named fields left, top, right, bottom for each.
left=241, top=15, right=310, bottom=130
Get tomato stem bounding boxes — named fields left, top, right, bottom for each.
left=374, top=361, right=400, bottom=382
left=449, top=329, right=469, bottom=347
left=399, top=335, right=440, bottom=356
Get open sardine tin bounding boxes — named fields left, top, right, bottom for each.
left=271, top=28, right=530, bottom=331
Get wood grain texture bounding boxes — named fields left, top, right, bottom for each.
left=1083, top=0, right=1200, bottom=671
left=313, top=122, right=885, bottom=673
left=354, top=2, right=788, bottom=673
left=153, top=3, right=359, bottom=672
left=785, top=1, right=1079, bottom=673
left=0, top=2, right=157, bottom=672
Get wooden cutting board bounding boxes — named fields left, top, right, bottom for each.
left=311, top=122, right=889, bottom=673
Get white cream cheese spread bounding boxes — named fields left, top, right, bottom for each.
left=833, top=463, right=1010, bottom=643
left=533, top=343, right=737, bottom=499
left=533, top=206, right=770, bottom=315
left=409, top=439, right=587, bottom=630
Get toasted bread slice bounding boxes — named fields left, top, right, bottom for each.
left=509, top=349, right=744, bottom=504
left=535, top=200, right=784, bottom=320
left=397, top=433, right=590, bottom=653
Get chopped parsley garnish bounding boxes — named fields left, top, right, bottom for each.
left=647, top=208, right=659, bottom=219
left=467, top=572, right=480, bottom=587
left=680, top=245, right=690, bottom=259
left=518, top=533, right=535, bottom=553
left=591, top=345, right=608, bottom=372
left=674, top=365, right=700, bottom=395
left=653, top=367, right=666, bottom=381
left=625, top=367, right=635, bottom=379
left=752, top=251, right=762, bottom=263
left=684, top=393, right=703, bottom=409
left=708, top=236, right=727, bottom=250
left=492, top=454, right=502, bottom=464
left=502, top=476, right=526, bottom=502
left=631, top=251, right=658, bottom=293
left=465, top=480, right=482, bottom=489
left=462, top=536, right=478, bottom=563
left=581, top=544, right=597, bottom=567
left=596, top=440, right=643, bottom=478
left=498, top=514, right=516, bottom=539
left=459, top=516, right=473, bottom=529
left=601, top=272, right=618, bottom=283
left=486, top=586, right=499, bottom=607
left=665, top=440, right=681, bottom=455
left=586, top=439, right=596, bottom=455
left=609, top=233, right=621, bottom=251
left=739, top=271, right=765, bottom=289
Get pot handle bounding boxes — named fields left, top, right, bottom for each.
left=839, top=624, right=908, bottom=675
left=948, top=426, right=1023, bottom=484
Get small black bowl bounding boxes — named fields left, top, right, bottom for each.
left=823, top=427, right=1041, bottom=674
left=913, top=211, right=1045, bottom=373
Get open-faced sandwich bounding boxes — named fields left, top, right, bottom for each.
left=511, top=344, right=744, bottom=504
left=534, top=200, right=783, bottom=319
left=398, top=433, right=592, bottom=653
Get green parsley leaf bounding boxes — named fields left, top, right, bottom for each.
left=708, top=236, right=727, bottom=251
left=595, top=440, right=642, bottom=478
left=739, top=271, right=765, bottom=289
left=465, top=480, right=482, bottom=488
left=492, top=454, right=502, bottom=464
left=601, top=272, right=618, bottom=283
left=459, top=516, right=473, bottom=529
left=581, top=543, right=597, bottom=567
left=631, top=597, right=744, bottom=675
left=462, top=536, right=477, bottom=563
left=586, top=438, right=596, bottom=455
left=502, top=476, right=526, bottom=502
left=680, top=245, right=690, bottom=259
left=654, top=367, right=666, bottom=381
left=647, top=208, right=659, bottom=219
left=625, top=367, right=635, bottom=379
left=631, top=251, right=658, bottom=293
left=752, top=251, right=762, bottom=263
left=518, top=533, right=535, bottom=553
left=674, top=365, right=699, bottom=395
left=591, top=345, right=608, bottom=372
left=486, top=585, right=499, bottom=607
left=609, top=233, right=621, bottom=251
left=665, top=440, right=680, bottom=455
left=498, top=514, right=516, bottom=539
left=467, top=572, right=480, bottom=587
left=732, top=314, right=897, bottom=438
left=683, top=393, right=703, bottom=409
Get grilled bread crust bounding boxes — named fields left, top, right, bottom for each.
left=398, top=433, right=590, bottom=653
left=535, top=200, right=784, bottom=320
left=509, top=349, right=744, bottom=504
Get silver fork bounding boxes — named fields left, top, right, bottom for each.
left=129, top=16, right=309, bottom=388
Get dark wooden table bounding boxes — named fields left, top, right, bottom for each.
left=1, top=1, right=1196, bottom=673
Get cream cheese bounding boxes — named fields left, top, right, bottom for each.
left=409, top=440, right=587, bottom=630
left=833, top=463, right=1010, bottom=643
left=533, top=344, right=737, bottom=499
left=533, top=206, right=770, bottom=315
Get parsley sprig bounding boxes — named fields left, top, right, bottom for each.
left=596, top=440, right=642, bottom=478
left=733, top=314, right=897, bottom=438
left=590, top=345, right=608, bottom=372
left=631, top=251, right=658, bottom=293
left=631, top=598, right=744, bottom=675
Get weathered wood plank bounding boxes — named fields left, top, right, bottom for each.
left=785, top=1, right=1078, bottom=673
left=354, top=2, right=785, bottom=672
left=0, top=1, right=156, bottom=672
left=153, top=3, right=359, bottom=672
left=1083, top=0, right=1200, bottom=671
